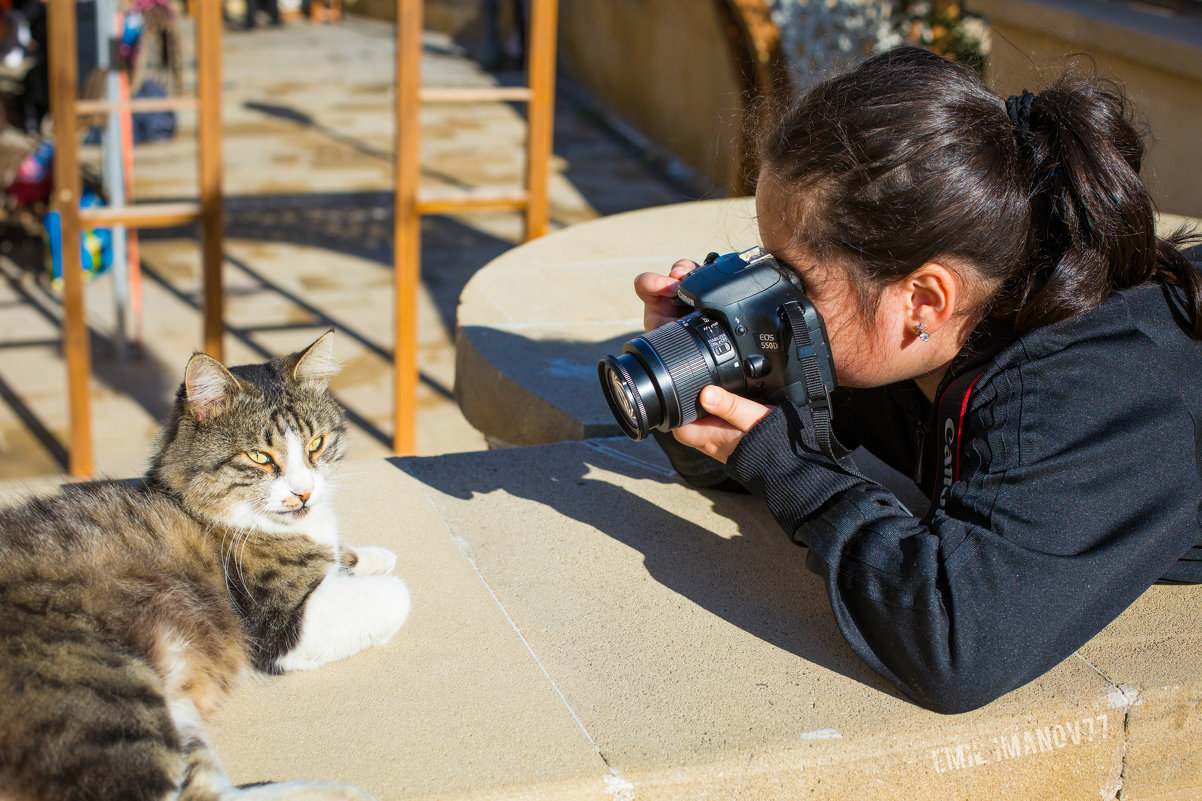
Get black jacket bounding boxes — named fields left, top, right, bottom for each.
left=725, top=281, right=1202, bottom=714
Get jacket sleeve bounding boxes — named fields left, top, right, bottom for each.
left=725, top=363, right=1200, bottom=714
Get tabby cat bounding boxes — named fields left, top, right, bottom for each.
left=0, top=332, right=409, bottom=801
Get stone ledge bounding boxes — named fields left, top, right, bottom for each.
left=4, top=444, right=1187, bottom=799
left=973, top=0, right=1202, bottom=84
left=454, top=198, right=760, bottom=447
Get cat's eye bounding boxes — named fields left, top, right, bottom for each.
left=307, top=432, right=326, bottom=459
left=246, top=450, right=274, bottom=467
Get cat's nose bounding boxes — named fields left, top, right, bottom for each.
left=294, top=490, right=311, bottom=504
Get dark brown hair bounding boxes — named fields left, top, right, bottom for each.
left=759, top=46, right=1202, bottom=337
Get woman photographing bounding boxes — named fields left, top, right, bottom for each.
left=636, top=47, right=1202, bottom=713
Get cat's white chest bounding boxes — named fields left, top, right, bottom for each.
left=291, top=503, right=340, bottom=549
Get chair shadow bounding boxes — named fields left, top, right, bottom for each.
left=0, top=226, right=180, bottom=470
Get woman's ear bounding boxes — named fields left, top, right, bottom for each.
left=905, top=262, right=961, bottom=340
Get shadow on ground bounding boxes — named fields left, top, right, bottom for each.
left=400, top=441, right=906, bottom=701
left=141, top=194, right=514, bottom=339
left=0, top=230, right=181, bottom=470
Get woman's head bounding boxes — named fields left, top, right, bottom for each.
left=755, top=46, right=1201, bottom=389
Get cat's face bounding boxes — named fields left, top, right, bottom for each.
left=152, top=332, right=349, bottom=534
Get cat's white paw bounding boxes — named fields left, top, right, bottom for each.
left=276, top=574, right=410, bottom=672
left=366, top=575, right=411, bottom=645
left=349, top=545, right=397, bottom=576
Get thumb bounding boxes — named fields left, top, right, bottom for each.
left=699, top=386, right=771, bottom=433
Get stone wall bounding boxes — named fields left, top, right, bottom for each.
left=973, top=0, right=1202, bottom=218
left=353, top=0, right=482, bottom=31
left=556, top=0, right=747, bottom=196
left=351, top=0, right=781, bottom=197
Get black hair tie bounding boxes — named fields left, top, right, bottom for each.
left=1006, top=90, right=1036, bottom=133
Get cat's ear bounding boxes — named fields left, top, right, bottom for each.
left=293, top=329, right=339, bottom=387
left=184, top=353, right=240, bottom=421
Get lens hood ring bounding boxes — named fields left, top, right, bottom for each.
left=599, top=355, right=651, bottom=440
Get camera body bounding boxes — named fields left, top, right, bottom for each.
left=598, top=247, right=837, bottom=441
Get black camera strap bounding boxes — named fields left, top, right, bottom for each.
left=780, top=301, right=859, bottom=474
left=924, top=366, right=986, bottom=519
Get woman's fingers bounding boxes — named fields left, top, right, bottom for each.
left=633, top=271, right=679, bottom=303
left=635, top=260, right=699, bottom=331
left=699, top=386, right=772, bottom=432
left=668, top=259, right=696, bottom=280
left=672, top=387, right=773, bottom=463
left=672, top=417, right=744, bottom=463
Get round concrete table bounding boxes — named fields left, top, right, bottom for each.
left=455, top=198, right=759, bottom=447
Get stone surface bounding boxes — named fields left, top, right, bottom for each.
left=1076, top=587, right=1202, bottom=800
left=976, top=0, right=1202, bottom=218
left=1, top=443, right=1197, bottom=799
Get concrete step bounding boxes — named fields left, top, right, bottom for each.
left=190, top=446, right=1201, bottom=800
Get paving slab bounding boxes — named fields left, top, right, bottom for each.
left=1076, top=587, right=1202, bottom=800
left=1, top=441, right=1197, bottom=799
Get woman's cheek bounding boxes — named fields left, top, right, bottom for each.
left=818, top=307, right=868, bottom=387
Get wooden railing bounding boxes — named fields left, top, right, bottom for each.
left=48, top=0, right=224, bottom=477
left=47, top=0, right=557, bottom=472
left=392, top=0, right=558, bottom=455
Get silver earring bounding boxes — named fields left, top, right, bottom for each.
left=917, top=322, right=930, bottom=342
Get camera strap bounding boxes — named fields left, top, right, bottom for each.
left=924, top=366, right=986, bottom=518
left=781, top=301, right=858, bottom=473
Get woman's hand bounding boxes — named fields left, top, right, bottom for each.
left=634, top=259, right=697, bottom=332
left=673, top=386, right=772, bottom=463
left=635, top=260, right=773, bottom=462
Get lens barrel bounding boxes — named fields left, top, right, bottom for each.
left=598, top=313, right=735, bottom=441
left=599, top=353, right=660, bottom=440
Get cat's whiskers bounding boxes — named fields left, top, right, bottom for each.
left=218, top=527, right=241, bottom=602
left=216, top=517, right=256, bottom=605
left=230, top=495, right=286, bottom=598
left=218, top=539, right=244, bottom=616
left=233, top=524, right=256, bottom=601
left=323, top=467, right=368, bottom=492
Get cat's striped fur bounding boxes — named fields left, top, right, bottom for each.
left=0, top=332, right=409, bottom=801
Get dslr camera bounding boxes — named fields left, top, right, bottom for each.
left=598, top=247, right=837, bottom=441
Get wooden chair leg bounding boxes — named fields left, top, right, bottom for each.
left=393, top=0, right=421, bottom=455
left=49, top=0, right=94, bottom=477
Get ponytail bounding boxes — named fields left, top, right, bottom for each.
left=1004, top=75, right=1202, bottom=337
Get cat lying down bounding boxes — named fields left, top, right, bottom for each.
left=0, top=332, right=408, bottom=801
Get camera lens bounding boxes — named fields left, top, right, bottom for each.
left=598, top=313, right=740, bottom=441
left=599, top=354, right=660, bottom=440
